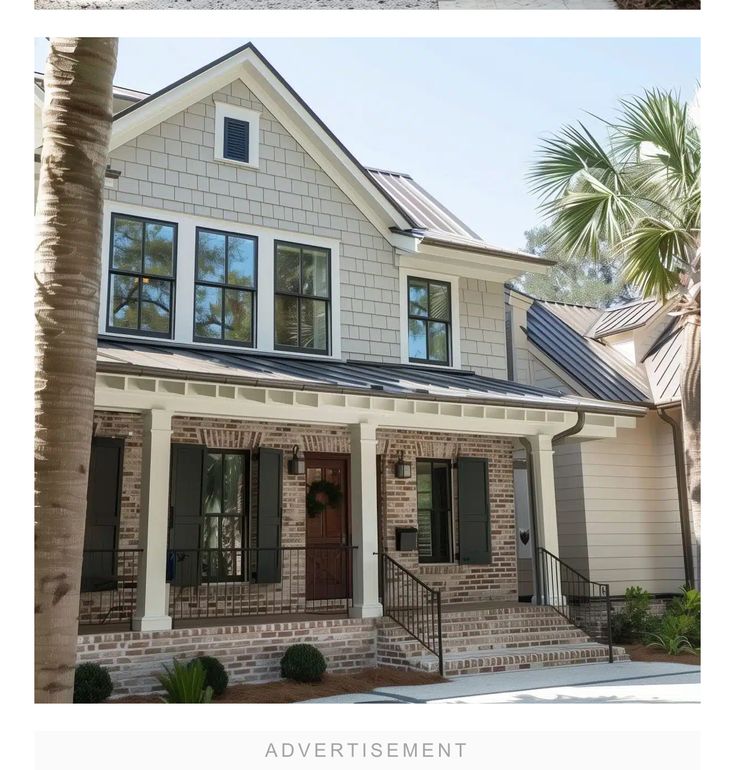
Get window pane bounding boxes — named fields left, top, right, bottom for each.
left=144, top=222, right=175, bottom=276
left=109, top=274, right=139, bottom=329
left=429, top=282, right=450, bottom=321
left=409, top=279, right=428, bottom=317
left=139, top=278, right=171, bottom=333
left=220, top=517, right=243, bottom=550
left=204, top=453, right=223, bottom=515
left=224, top=289, right=253, bottom=343
left=432, top=463, right=450, bottom=509
left=275, top=244, right=301, bottom=293
left=417, top=507, right=433, bottom=561
left=195, top=285, right=222, bottom=339
left=202, top=518, right=219, bottom=553
left=275, top=294, right=299, bottom=347
left=300, top=298, right=328, bottom=351
left=416, top=462, right=431, bottom=493
left=408, top=318, right=427, bottom=360
left=428, top=322, right=449, bottom=363
left=197, top=230, right=226, bottom=283
left=302, top=248, right=329, bottom=298
left=112, top=218, right=143, bottom=272
left=224, top=455, right=244, bottom=514
left=227, top=236, right=256, bottom=287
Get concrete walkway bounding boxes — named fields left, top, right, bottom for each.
left=303, top=662, right=700, bottom=704
left=35, top=0, right=619, bottom=9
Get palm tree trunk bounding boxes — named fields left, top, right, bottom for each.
left=680, top=314, right=701, bottom=588
left=35, top=38, right=118, bottom=703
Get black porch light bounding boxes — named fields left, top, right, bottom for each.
left=287, top=444, right=305, bottom=475
left=394, top=450, right=412, bottom=479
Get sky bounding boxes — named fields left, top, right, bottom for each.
left=34, top=37, right=699, bottom=252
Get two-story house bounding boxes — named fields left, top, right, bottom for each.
left=35, top=43, right=689, bottom=695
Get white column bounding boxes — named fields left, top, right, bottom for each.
left=348, top=422, right=383, bottom=618
left=528, top=433, right=563, bottom=605
left=133, top=409, right=173, bottom=631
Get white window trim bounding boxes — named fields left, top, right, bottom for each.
left=100, top=200, right=341, bottom=360
left=399, top=266, right=461, bottom=370
left=214, top=101, right=260, bottom=170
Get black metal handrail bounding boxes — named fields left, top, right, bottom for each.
left=169, top=545, right=356, bottom=623
left=377, top=551, right=444, bottom=676
left=78, top=548, right=142, bottom=629
left=536, top=547, right=613, bottom=662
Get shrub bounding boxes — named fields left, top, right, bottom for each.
left=157, top=659, right=213, bottom=703
left=74, top=663, right=114, bottom=703
left=669, top=586, right=701, bottom=646
left=191, top=655, right=229, bottom=697
left=645, top=613, right=699, bottom=656
left=610, top=585, right=654, bottom=643
left=280, top=644, right=327, bottom=683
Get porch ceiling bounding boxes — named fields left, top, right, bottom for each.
left=95, top=338, right=644, bottom=439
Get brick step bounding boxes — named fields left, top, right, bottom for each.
left=377, top=619, right=589, bottom=640
left=407, top=643, right=629, bottom=676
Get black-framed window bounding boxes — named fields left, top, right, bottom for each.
left=201, top=450, right=249, bottom=582
left=223, top=117, right=250, bottom=163
left=107, top=214, right=177, bottom=337
left=274, top=241, right=330, bottom=354
left=416, top=459, right=452, bottom=564
left=408, top=276, right=452, bottom=365
left=194, top=227, right=257, bottom=345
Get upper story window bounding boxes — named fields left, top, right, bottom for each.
left=194, top=227, right=257, bottom=346
left=274, top=241, right=330, bottom=355
left=214, top=101, right=260, bottom=169
left=408, top=276, right=452, bottom=365
left=107, top=214, right=176, bottom=337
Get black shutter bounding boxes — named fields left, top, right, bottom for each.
left=254, top=447, right=283, bottom=583
left=82, top=438, right=124, bottom=591
left=223, top=117, right=249, bottom=163
left=457, top=457, right=491, bottom=565
left=169, top=444, right=205, bottom=586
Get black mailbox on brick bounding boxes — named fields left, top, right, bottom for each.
left=395, top=527, right=418, bottom=552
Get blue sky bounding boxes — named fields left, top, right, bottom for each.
left=35, top=38, right=699, bottom=251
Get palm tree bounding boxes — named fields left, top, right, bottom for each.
left=35, top=38, right=118, bottom=703
left=529, top=89, right=700, bottom=586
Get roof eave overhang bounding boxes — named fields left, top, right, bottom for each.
left=109, top=44, right=413, bottom=240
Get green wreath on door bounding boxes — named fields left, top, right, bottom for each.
left=306, top=479, right=343, bottom=517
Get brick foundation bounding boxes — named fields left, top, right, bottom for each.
left=77, top=617, right=376, bottom=695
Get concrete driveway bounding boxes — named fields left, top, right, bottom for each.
left=302, top=662, right=700, bottom=704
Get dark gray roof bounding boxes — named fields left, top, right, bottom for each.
left=643, top=324, right=683, bottom=404
left=526, top=303, right=651, bottom=404
left=96, top=337, right=642, bottom=416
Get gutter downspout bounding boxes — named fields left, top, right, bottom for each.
left=657, top=407, right=695, bottom=589
left=521, top=410, right=586, bottom=604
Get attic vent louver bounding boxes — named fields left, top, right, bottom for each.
left=223, top=117, right=249, bottom=163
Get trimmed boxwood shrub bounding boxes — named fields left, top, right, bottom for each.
left=74, top=663, right=113, bottom=703
left=192, top=655, right=229, bottom=696
left=280, top=644, right=327, bottom=683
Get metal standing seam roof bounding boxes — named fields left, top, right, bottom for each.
left=591, top=299, right=661, bottom=338
left=643, top=324, right=683, bottom=404
left=525, top=303, right=652, bottom=404
left=95, top=338, right=643, bottom=417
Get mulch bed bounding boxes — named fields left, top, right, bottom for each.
left=615, top=1, right=700, bottom=8
left=110, top=667, right=445, bottom=704
left=625, top=644, right=700, bottom=665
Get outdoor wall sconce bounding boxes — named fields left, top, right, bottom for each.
left=287, top=445, right=305, bottom=475
left=394, top=450, right=412, bottom=479
left=519, top=529, right=530, bottom=545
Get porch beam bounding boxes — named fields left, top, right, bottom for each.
left=348, top=422, right=382, bottom=619
left=132, top=408, right=173, bottom=631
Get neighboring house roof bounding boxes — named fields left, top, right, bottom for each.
left=526, top=302, right=652, bottom=404
left=590, top=298, right=661, bottom=338
left=96, top=337, right=643, bottom=417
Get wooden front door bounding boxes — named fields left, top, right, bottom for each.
left=305, top=454, right=350, bottom=601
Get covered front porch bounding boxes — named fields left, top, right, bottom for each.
left=79, top=341, right=643, bottom=643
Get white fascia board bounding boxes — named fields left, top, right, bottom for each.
left=401, top=242, right=551, bottom=283
left=109, top=49, right=410, bottom=242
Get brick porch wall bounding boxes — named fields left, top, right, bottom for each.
left=82, top=412, right=518, bottom=622
left=77, top=618, right=376, bottom=695
left=377, top=429, right=517, bottom=603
